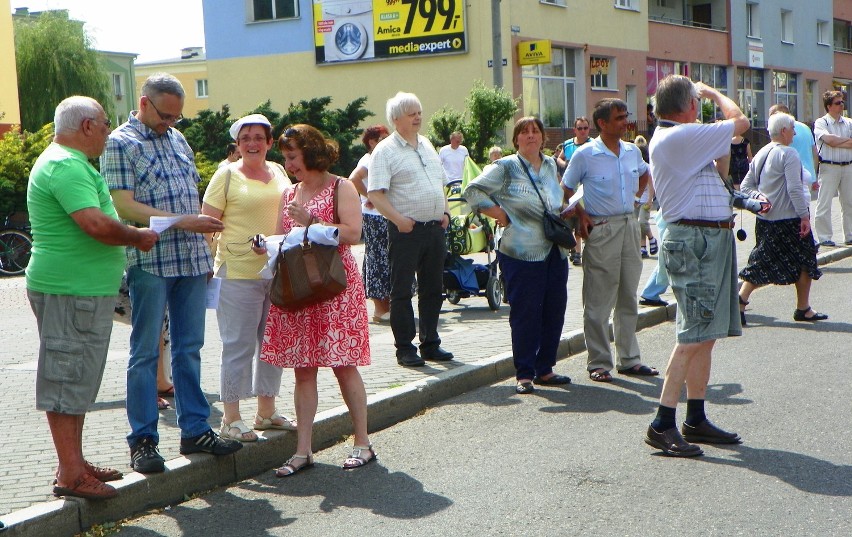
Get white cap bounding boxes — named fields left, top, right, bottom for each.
left=229, top=113, right=272, bottom=140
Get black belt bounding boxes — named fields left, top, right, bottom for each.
left=675, top=219, right=735, bottom=229
left=819, top=159, right=852, bottom=166
left=413, top=220, right=442, bottom=227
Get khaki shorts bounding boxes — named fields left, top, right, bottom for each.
left=28, top=291, right=115, bottom=414
left=662, top=225, right=742, bottom=344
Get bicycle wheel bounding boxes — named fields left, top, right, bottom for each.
left=0, top=229, right=33, bottom=276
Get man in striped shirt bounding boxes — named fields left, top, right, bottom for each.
left=813, top=90, right=852, bottom=246
left=101, top=73, right=241, bottom=475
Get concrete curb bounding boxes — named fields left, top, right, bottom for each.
left=3, top=246, right=850, bottom=536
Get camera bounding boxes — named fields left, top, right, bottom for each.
left=251, top=234, right=265, bottom=248
left=732, top=191, right=766, bottom=214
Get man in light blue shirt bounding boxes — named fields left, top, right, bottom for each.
left=562, top=98, right=654, bottom=382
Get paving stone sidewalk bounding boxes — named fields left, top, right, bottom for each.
left=0, top=197, right=847, bottom=517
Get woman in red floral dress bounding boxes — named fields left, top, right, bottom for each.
left=260, top=124, right=374, bottom=476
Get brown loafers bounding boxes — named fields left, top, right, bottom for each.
left=645, top=426, right=704, bottom=457
left=681, top=420, right=742, bottom=444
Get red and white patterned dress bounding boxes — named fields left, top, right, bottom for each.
left=261, top=181, right=370, bottom=368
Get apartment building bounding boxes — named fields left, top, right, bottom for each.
left=200, top=0, right=650, bottom=148
left=0, top=0, right=21, bottom=134
left=649, top=0, right=833, bottom=126
left=134, top=47, right=209, bottom=118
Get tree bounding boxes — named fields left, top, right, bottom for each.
left=0, top=123, right=53, bottom=215
left=427, top=81, right=518, bottom=164
left=178, top=105, right=234, bottom=163
left=277, top=96, right=374, bottom=176
left=14, top=11, right=113, bottom=133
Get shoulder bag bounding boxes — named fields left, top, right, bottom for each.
left=518, top=156, right=577, bottom=250
left=270, top=178, right=348, bottom=310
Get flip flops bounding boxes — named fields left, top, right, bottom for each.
left=589, top=369, right=613, bottom=382
left=617, top=364, right=660, bottom=376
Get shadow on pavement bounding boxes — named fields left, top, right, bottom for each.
left=242, top=463, right=453, bottom=518
left=699, top=445, right=852, bottom=496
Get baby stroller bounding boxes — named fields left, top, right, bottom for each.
left=442, top=160, right=503, bottom=311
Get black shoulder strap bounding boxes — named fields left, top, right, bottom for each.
left=517, top=155, right=552, bottom=214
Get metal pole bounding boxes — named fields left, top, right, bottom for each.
left=491, top=0, right=503, bottom=88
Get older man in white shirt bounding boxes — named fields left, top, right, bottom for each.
left=813, top=90, right=852, bottom=246
left=368, top=92, right=454, bottom=368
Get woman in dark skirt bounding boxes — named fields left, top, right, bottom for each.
left=738, top=112, right=826, bottom=324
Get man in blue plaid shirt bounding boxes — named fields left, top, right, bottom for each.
left=101, top=73, right=241, bottom=474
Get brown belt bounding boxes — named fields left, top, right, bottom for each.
left=675, top=219, right=735, bottom=229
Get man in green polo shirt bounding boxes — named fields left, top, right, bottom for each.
left=27, top=96, right=158, bottom=500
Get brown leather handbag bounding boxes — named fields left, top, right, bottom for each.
left=270, top=179, right=347, bottom=310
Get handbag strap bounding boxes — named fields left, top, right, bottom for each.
left=517, top=155, right=553, bottom=214
left=298, top=177, right=342, bottom=245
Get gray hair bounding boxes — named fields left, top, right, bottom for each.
left=488, top=145, right=502, bottom=156
left=654, top=75, right=698, bottom=118
left=386, top=91, right=422, bottom=125
left=141, top=72, right=185, bottom=100
left=768, top=112, right=795, bottom=138
left=54, top=96, right=102, bottom=135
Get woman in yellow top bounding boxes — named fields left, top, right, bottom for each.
left=202, top=114, right=293, bottom=441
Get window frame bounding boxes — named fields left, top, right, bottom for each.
left=248, top=0, right=300, bottom=23
left=112, top=73, right=123, bottom=98
left=781, top=10, right=794, bottom=44
left=614, top=0, right=638, bottom=12
left=817, top=20, right=830, bottom=46
left=747, top=3, right=760, bottom=39
left=540, top=0, right=567, bottom=6
left=196, top=79, right=209, bottom=99
left=521, top=47, right=578, bottom=129
left=590, top=56, right=616, bottom=91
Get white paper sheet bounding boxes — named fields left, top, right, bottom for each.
left=206, top=277, right=222, bottom=309
left=149, top=216, right=183, bottom=234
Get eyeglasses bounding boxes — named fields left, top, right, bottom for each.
left=833, top=101, right=845, bottom=106
left=575, top=126, right=589, bottom=131
left=238, top=135, right=268, bottom=144
left=86, top=117, right=111, bottom=128
left=284, top=128, right=298, bottom=137
left=146, top=97, right=183, bottom=124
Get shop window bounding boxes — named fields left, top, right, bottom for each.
left=590, top=56, right=614, bottom=90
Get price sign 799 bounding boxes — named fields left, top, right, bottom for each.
left=395, top=0, right=461, bottom=35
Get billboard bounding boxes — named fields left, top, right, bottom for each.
left=313, top=0, right=467, bottom=65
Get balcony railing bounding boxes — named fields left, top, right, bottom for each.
left=649, top=14, right=726, bottom=32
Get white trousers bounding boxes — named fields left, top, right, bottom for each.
left=814, top=163, right=852, bottom=243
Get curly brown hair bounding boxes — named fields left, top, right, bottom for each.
left=278, top=124, right=339, bottom=171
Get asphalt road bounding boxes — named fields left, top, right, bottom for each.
left=112, top=257, right=852, bottom=537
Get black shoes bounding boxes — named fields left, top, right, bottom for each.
left=793, top=307, right=828, bottom=322
left=681, top=420, right=742, bottom=444
left=645, top=426, right=704, bottom=457
left=639, top=297, right=668, bottom=307
left=130, top=436, right=166, bottom=474
left=533, top=374, right=571, bottom=385
left=421, top=346, right=454, bottom=362
left=397, top=351, right=425, bottom=367
left=179, top=429, right=243, bottom=456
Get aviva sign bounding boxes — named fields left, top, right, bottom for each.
left=518, top=40, right=551, bottom=66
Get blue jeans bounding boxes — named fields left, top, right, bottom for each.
left=641, top=213, right=669, bottom=301
left=127, top=266, right=210, bottom=445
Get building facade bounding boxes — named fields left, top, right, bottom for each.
left=0, top=0, right=21, bottom=134
left=134, top=47, right=209, bottom=118
left=198, top=0, right=846, bottom=154
left=200, top=0, right=651, bottom=153
left=101, top=51, right=138, bottom=126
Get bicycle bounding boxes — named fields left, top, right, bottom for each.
left=0, top=214, right=33, bottom=276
